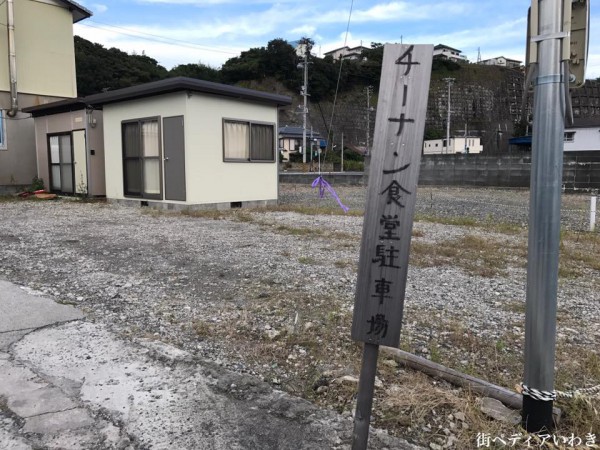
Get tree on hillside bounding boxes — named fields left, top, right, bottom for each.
left=75, top=36, right=168, bottom=96
left=168, top=63, right=221, bottom=82
left=220, top=47, right=268, bottom=83
left=264, top=39, right=299, bottom=82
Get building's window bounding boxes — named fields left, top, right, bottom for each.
left=223, top=119, right=275, bottom=162
left=564, top=132, right=575, bottom=142
left=0, top=110, right=6, bottom=150
left=122, top=118, right=162, bottom=199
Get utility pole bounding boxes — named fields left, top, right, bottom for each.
left=443, top=78, right=454, bottom=154
left=301, top=46, right=309, bottom=164
left=341, top=132, right=344, bottom=173
left=366, top=86, right=373, bottom=155
left=522, top=0, right=566, bottom=432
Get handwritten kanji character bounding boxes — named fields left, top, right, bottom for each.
left=366, top=314, right=388, bottom=338
left=379, top=215, right=401, bottom=240
left=372, top=278, right=392, bottom=304
left=372, top=245, right=400, bottom=268
left=381, top=180, right=411, bottom=208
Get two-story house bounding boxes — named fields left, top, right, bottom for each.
left=0, top=0, right=91, bottom=192
left=433, top=44, right=468, bottom=63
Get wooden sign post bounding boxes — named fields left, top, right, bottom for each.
left=351, top=43, right=433, bottom=449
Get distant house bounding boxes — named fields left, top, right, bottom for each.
left=563, top=118, right=600, bottom=154
left=509, top=118, right=600, bottom=154
left=324, top=45, right=369, bottom=61
left=278, top=126, right=325, bottom=161
left=423, top=136, right=483, bottom=155
left=433, top=44, right=468, bottom=63
left=0, top=0, right=91, bottom=192
left=479, top=56, right=522, bottom=69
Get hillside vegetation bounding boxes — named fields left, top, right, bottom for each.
left=74, top=36, right=598, bottom=152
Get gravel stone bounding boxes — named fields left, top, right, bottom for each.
left=0, top=184, right=598, bottom=448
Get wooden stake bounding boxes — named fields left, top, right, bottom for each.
left=352, top=343, right=379, bottom=450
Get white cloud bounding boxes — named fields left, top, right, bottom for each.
left=317, top=1, right=468, bottom=25
left=290, top=25, right=317, bottom=37
left=72, top=0, right=600, bottom=79
left=92, top=4, right=108, bottom=14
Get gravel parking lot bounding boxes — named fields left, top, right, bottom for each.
left=1, top=184, right=598, bottom=448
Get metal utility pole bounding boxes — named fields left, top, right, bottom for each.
left=301, top=48, right=309, bottom=164
left=522, top=0, right=566, bottom=433
left=443, top=78, right=455, bottom=153
left=366, top=86, right=373, bottom=155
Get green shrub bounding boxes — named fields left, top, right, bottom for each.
left=30, top=176, right=45, bottom=192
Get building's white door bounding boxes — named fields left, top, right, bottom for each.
left=73, top=130, right=88, bottom=195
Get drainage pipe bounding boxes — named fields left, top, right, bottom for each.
left=6, top=0, right=19, bottom=117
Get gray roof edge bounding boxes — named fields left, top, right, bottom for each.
left=60, top=0, right=93, bottom=23
left=84, top=77, right=292, bottom=107
left=22, top=98, right=89, bottom=117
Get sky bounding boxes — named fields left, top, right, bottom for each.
left=74, top=0, right=600, bottom=79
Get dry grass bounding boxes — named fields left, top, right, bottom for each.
left=161, top=198, right=600, bottom=447
left=410, top=235, right=528, bottom=277
left=264, top=204, right=364, bottom=217
left=559, top=231, right=600, bottom=280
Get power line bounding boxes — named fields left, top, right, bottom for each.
left=80, top=20, right=238, bottom=56
left=23, top=0, right=238, bottom=58
left=324, top=0, right=355, bottom=166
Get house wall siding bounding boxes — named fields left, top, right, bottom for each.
left=184, top=93, right=278, bottom=204
left=103, top=93, right=186, bottom=201
left=0, top=0, right=77, bottom=99
left=0, top=114, right=35, bottom=189
left=564, top=127, right=600, bottom=152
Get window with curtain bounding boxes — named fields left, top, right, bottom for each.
left=122, top=118, right=162, bottom=199
left=223, top=119, right=275, bottom=162
left=0, top=110, right=6, bottom=150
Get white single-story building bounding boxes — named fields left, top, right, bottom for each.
left=323, top=45, right=369, bottom=61
left=82, top=77, right=291, bottom=209
left=423, top=136, right=483, bottom=155
left=479, top=56, right=522, bottom=69
left=563, top=118, right=600, bottom=153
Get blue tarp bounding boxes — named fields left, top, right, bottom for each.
left=509, top=136, right=532, bottom=146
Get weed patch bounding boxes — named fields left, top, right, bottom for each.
left=410, top=235, right=527, bottom=277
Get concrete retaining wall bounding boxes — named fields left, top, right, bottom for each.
left=279, top=172, right=365, bottom=186
left=419, top=154, right=600, bottom=190
left=280, top=154, right=600, bottom=191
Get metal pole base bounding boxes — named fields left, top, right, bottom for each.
left=522, top=395, right=555, bottom=433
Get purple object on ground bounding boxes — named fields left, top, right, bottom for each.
left=311, top=176, right=350, bottom=213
